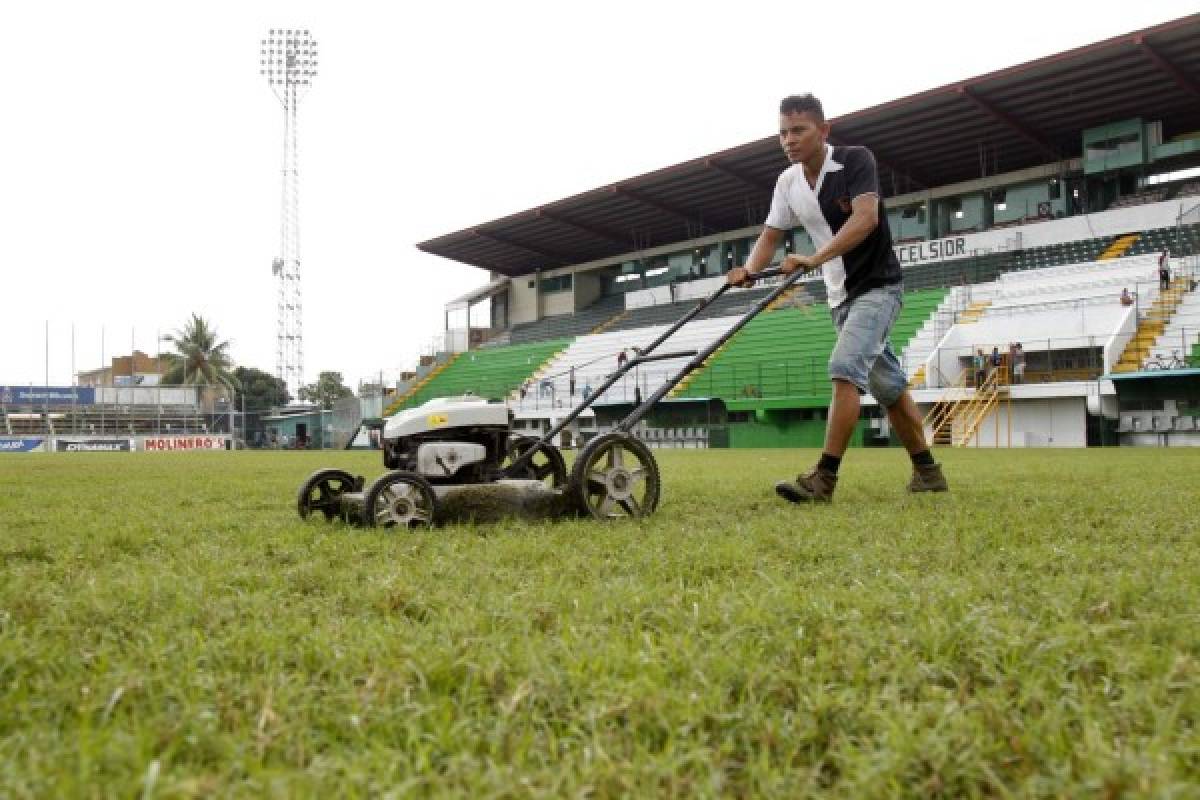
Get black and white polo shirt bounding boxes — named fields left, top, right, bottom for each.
left=765, top=143, right=902, bottom=308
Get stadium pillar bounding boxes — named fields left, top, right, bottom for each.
left=534, top=268, right=542, bottom=321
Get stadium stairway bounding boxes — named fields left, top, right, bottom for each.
left=1114, top=275, right=1193, bottom=372
left=957, top=301, right=992, bottom=323
left=926, top=368, right=1008, bottom=447
left=1099, top=233, right=1139, bottom=260
left=1146, top=279, right=1200, bottom=366
left=383, top=354, right=460, bottom=416
left=384, top=339, right=571, bottom=414
left=589, top=309, right=628, bottom=334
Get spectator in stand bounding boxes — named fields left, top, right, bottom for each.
left=1120, top=288, right=1134, bottom=306
left=539, top=377, right=553, bottom=398
left=1013, top=344, right=1026, bottom=384
left=1159, top=250, right=1171, bottom=291
left=1008, top=342, right=1019, bottom=382
left=990, top=345, right=1002, bottom=379
left=617, top=349, right=628, bottom=369
left=582, top=382, right=592, bottom=400
left=974, top=349, right=987, bottom=387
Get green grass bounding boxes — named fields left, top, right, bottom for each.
left=2, top=448, right=1199, bottom=797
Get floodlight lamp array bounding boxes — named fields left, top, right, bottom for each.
left=259, top=29, right=319, bottom=87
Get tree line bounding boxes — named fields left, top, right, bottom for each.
left=160, top=313, right=354, bottom=410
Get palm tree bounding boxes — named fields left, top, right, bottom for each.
left=160, top=313, right=240, bottom=390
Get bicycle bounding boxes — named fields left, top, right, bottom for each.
left=1144, top=351, right=1187, bottom=370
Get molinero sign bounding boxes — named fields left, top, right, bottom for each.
left=143, top=436, right=227, bottom=451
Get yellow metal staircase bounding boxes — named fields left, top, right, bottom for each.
left=382, top=354, right=460, bottom=416
left=766, top=283, right=814, bottom=312
left=1112, top=277, right=1190, bottom=372
left=957, top=300, right=991, bottom=323
left=925, top=367, right=1007, bottom=447
left=589, top=309, right=628, bottom=335
left=1099, top=233, right=1139, bottom=260
left=909, top=364, right=926, bottom=389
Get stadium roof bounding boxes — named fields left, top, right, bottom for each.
left=419, top=14, right=1200, bottom=278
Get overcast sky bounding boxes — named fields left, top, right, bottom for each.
left=1, top=1, right=1195, bottom=391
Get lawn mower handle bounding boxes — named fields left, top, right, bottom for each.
left=504, top=265, right=804, bottom=475
left=615, top=266, right=809, bottom=431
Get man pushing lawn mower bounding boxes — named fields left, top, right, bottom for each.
left=726, top=94, right=948, bottom=503
left=298, top=96, right=944, bottom=527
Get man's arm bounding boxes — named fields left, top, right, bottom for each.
left=781, top=194, right=879, bottom=275
left=726, top=226, right=786, bottom=286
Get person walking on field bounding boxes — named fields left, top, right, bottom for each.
left=727, top=93, right=947, bottom=503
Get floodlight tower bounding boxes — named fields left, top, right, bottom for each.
left=260, top=28, right=318, bottom=398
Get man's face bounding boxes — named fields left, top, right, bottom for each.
left=779, top=111, right=829, bottom=165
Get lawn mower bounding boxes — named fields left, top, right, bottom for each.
left=297, top=266, right=805, bottom=528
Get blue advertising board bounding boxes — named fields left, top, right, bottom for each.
left=0, top=437, right=46, bottom=452
left=0, top=386, right=95, bottom=405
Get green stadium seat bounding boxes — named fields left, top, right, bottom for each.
left=677, top=288, right=948, bottom=408
left=387, top=338, right=572, bottom=414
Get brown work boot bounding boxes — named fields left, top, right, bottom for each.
left=908, top=463, right=949, bottom=493
left=775, top=467, right=837, bottom=504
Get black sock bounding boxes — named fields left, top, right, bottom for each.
left=818, top=453, right=842, bottom=475
left=910, top=449, right=936, bottom=468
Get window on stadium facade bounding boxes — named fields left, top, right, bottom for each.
left=539, top=274, right=573, bottom=293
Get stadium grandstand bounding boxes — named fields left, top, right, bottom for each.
left=0, top=351, right=236, bottom=452
left=394, top=14, right=1200, bottom=449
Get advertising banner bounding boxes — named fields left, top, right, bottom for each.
left=141, top=435, right=229, bottom=451
left=0, top=437, right=46, bottom=453
left=54, top=438, right=132, bottom=452
left=0, top=386, right=95, bottom=405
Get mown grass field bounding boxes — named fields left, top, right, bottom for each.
left=1, top=447, right=1198, bottom=798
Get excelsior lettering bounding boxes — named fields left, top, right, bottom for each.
left=894, top=237, right=967, bottom=265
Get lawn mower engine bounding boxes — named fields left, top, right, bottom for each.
left=380, top=396, right=511, bottom=482
left=297, top=396, right=570, bottom=529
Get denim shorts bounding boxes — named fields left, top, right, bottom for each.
left=828, top=284, right=908, bottom=408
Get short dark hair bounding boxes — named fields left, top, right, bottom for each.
left=779, top=94, right=825, bottom=122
